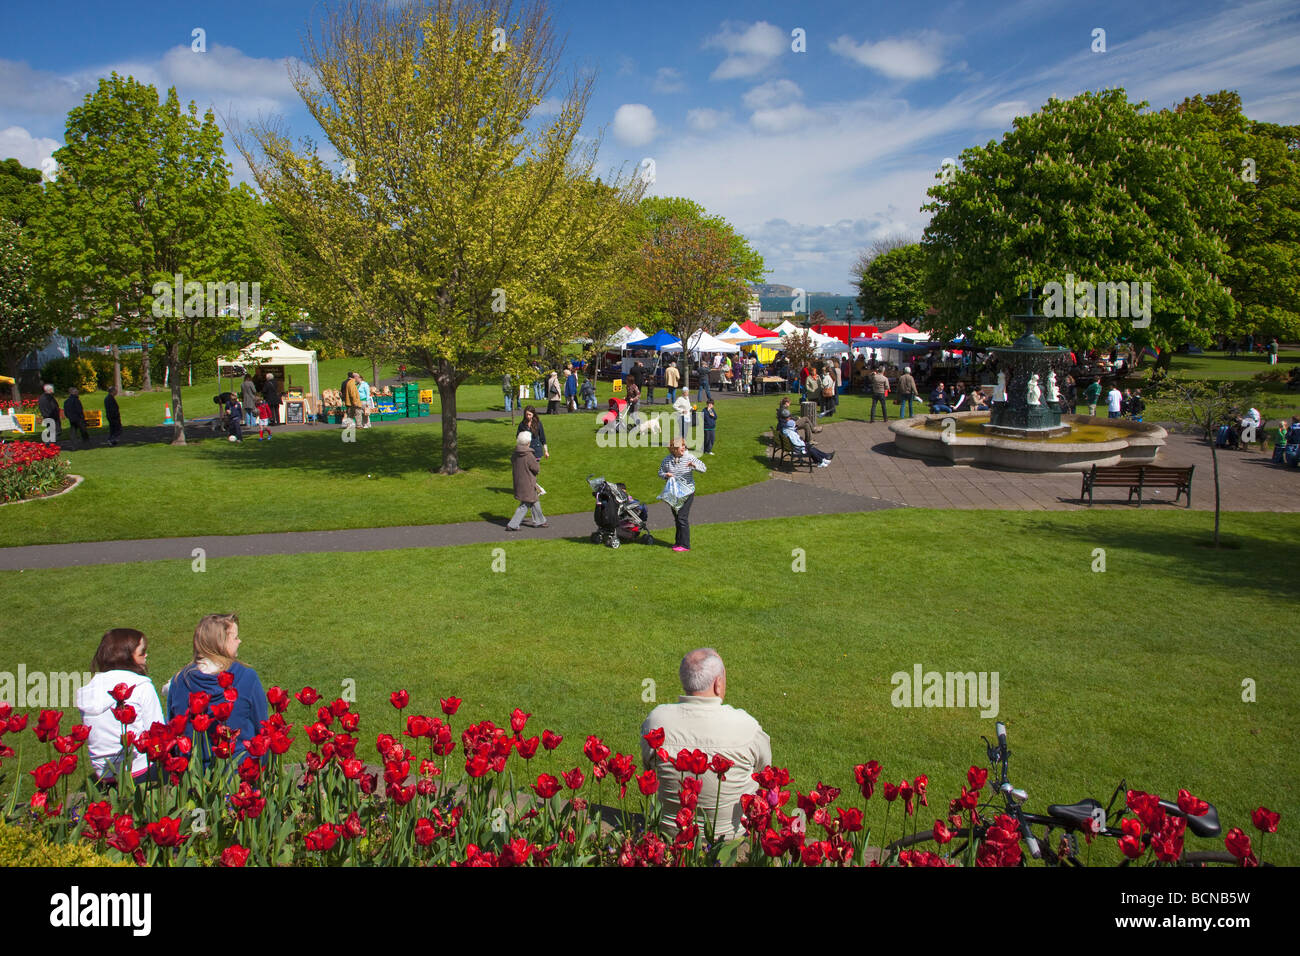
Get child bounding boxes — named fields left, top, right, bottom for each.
left=1128, top=389, right=1145, bottom=422
left=256, top=399, right=272, bottom=440
left=1272, top=420, right=1289, bottom=463
left=225, top=393, right=244, bottom=442
left=703, top=399, right=717, bottom=454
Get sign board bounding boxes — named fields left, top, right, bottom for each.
left=418, top=388, right=433, bottom=404
left=13, top=413, right=36, bottom=433
left=0, top=412, right=19, bottom=432
left=84, top=409, right=103, bottom=428
left=285, top=399, right=306, bottom=424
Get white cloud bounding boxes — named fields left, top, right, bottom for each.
left=704, top=21, right=787, bottom=80
left=750, top=103, right=818, bottom=134
left=652, top=67, right=686, bottom=94
left=534, top=96, right=564, bottom=116
left=976, top=100, right=1030, bottom=127
left=612, top=104, right=658, bottom=146
left=830, top=31, right=950, bottom=81
left=0, top=126, right=60, bottom=170
left=686, top=108, right=730, bottom=132
left=742, top=79, right=802, bottom=111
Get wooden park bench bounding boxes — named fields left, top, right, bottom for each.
left=1080, top=464, right=1194, bottom=507
left=769, top=427, right=815, bottom=473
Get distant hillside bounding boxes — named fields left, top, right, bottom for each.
left=751, top=283, right=837, bottom=296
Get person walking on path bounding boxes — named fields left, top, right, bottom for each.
left=104, top=386, right=123, bottom=446
left=502, top=372, right=513, bottom=413
left=545, top=370, right=562, bottom=415
left=261, top=374, right=281, bottom=426
left=580, top=374, right=597, bottom=410
left=896, top=366, right=918, bottom=418
left=38, top=383, right=60, bottom=443
left=869, top=368, right=890, bottom=422
left=1106, top=384, right=1123, bottom=419
left=240, top=374, right=259, bottom=428
left=697, top=360, right=712, bottom=403
left=1084, top=379, right=1102, bottom=417
left=659, top=436, right=705, bottom=552
left=1268, top=338, right=1279, bottom=365
left=63, top=387, right=90, bottom=445
left=506, top=431, right=547, bottom=531
left=664, top=359, right=680, bottom=405
left=564, top=366, right=578, bottom=412
left=517, top=405, right=549, bottom=461
left=703, top=399, right=717, bottom=454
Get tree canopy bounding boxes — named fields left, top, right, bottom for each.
left=854, top=243, right=928, bottom=323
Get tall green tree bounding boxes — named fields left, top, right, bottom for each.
left=243, top=0, right=640, bottom=473
left=0, top=160, right=52, bottom=402
left=1174, top=91, right=1300, bottom=342
left=854, top=243, right=928, bottom=323
left=33, top=73, right=245, bottom=442
left=922, top=89, right=1237, bottom=351
left=627, top=196, right=764, bottom=395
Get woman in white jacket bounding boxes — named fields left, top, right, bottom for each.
left=74, top=628, right=165, bottom=785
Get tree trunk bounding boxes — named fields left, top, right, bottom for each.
left=5, top=354, right=20, bottom=403
left=371, top=356, right=380, bottom=384
left=111, top=343, right=122, bottom=393
left=168, top=343, right=186, bottom=446
left=436, top=357, right=459, bottom=474
left=141, top=342, right=152, bottom=391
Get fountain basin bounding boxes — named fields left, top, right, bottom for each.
left=888, top=412, right=1167, bottom=472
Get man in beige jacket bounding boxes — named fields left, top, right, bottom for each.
left=641, top=648, right=772, bottom=841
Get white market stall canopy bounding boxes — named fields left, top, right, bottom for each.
left=218, top=331, right=320, bottom=399
left=607, top=327, right=648, bottom=349
left=771, top=320, right=804, bottom=336
left=661, top=329, right=741, bottom=357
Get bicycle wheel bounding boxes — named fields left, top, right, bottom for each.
left=1181, top=851, right=1240, bottom=866
left=886, top=827, right=976, bottom=861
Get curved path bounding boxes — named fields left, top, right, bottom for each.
left=1, top=418, right=1292, bottom=571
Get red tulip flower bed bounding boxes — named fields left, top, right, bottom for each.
left=0, top=442, right=70, bottom=503
left=0, top=691, right=1281, bottom=867
left=0, top=396, right=40, bottom=413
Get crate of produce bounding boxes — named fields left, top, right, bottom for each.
left=417, top=403, right=431, bottom=415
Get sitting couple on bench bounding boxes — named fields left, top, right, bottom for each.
left=777, top=398, right=834, bottom=468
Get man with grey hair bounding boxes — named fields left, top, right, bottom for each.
left=640, top=648, right=772, bottom=841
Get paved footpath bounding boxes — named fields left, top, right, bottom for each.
left=2, top=417, right=1293, bottom=571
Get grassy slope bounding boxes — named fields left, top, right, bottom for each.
left=1, top=509, right=1296, bottom=862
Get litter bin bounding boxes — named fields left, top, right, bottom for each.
left=800, top=400, right=819, bottom=428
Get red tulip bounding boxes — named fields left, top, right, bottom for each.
left=541, top=729, right=563, bottom=750
left=709, top=754, right=734, bottom=780
left=110, top=683, right=136, bottom=703
left=680, top=776, right=703, bottom=811
left=221, top=845, right=250, bottom=867
left=510, top=708, right=530, bottom=734
left=1224, top=827, right=1253, bottom=860
left=266, top=686, right=289, bottom=712
left=6, top=713, right=27, bottom=733
left=637, top=769, right=659, bottom=795
left=836, top=807, right=864, bottom=832
left=35, top=709, right=63, bottom=742
left=440, top=696, right=462, bottom=716
left=913, top=774, right=929, bottom=807
left=643, top=727, right=665, bottom=750
left=584, top=735, right=611, bottom=764
left=111, top=705, right=137, bottom=725
left=882, top=781, right=900, bottom=802
left=933, top=820, right=954, bottom=844
left=390, top=690, right=409, bottom=710
left=967, top=766, right=988, bottom=791
left=338, top=712, right=359, bottom=732
left=1176, top=789, right=1209, bottom=816
left=304, top=823, right=341, bottom=852
left=1118, top=833, right=1144, bottom=859
left=237, top=757, right=261, bottom=784
left=532, top=774, right=561, bottom=799
left=515, top=736, right=540, bottom=759
left=295, top=686, right=321, bottom=706
left=1251, top=807, right=1280, bottom=834
left=145, top=816, right=190, bottom=848
left=217, top=672, right=235, bottom=690
left=81, top=800, right=115, bottom=839
left=853, top=760, right=881, bottom=799
left=342, top=812, right=366, bottom=840
left=562, top=767, right=585, bottom=790
left=405, top=714, right=433, bottom=738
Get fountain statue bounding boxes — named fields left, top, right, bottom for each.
left=1046, top=371, right=1059, bottom=404
left=993, top=370, right=1007, bottom=402
left=1026, top=373, right=1041, bottom=406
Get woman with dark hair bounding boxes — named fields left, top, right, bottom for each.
left=516, top=405, right=548, bottom=461
left=75, top=628, right=165, bottom=785
left=165, top=614, right=268, bottom=770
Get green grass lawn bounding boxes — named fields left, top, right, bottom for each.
left=0, top=389, right=828, bottom=547
left=1, top=509, right=1295, bottom=863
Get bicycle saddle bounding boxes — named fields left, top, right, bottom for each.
left=1046, top=799, right=1102, bottom=826
left=1158, top=799, right=1222, bottom=838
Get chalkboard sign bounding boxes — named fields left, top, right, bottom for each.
left=285, top=400, right=305, bottom=424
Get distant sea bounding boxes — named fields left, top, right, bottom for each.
left=758, top=294, right=873, bottom=322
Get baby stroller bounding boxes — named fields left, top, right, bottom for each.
left=587, top=475, right=653, bottom=548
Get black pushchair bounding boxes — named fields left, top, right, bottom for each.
left=587, top=475, right=653, bottom=548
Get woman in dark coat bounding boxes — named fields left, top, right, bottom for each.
left=104, top=386, right=123, bottom=446
left=63, top=388, right=89, bottom=444
left=261, top=374, right=280, bottom=426
left=506, top=431, right=546, bottom=530
left=516, top=405, right=548, bottom=461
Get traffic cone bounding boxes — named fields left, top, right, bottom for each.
left=163, top=405, right=173, bottom=425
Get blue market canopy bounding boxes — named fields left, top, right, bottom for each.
left=624, top=329, right=682, bottom=351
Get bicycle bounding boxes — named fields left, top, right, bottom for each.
left=888, top=722, right=1237, bottom=866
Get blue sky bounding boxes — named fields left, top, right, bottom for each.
left=2, top=0, right=1298, bottom=293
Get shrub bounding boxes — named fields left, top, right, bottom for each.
left=0, top=821, right=127, bottom=867
left=1253, top=367, right=1288, bottom=383
left=85, top=354, right=139, bottom=391
left=0, top=441, right=71, bottom=503
left=39, top=356, right=97, bottom=393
